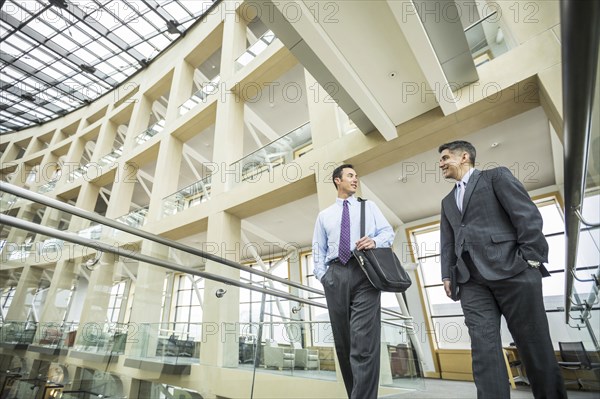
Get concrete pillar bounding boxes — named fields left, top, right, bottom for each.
left=36, top=152, right=59, bottom=191
left=105, top=161, right=137, bottom=220
left=69, top=182, right=100, bottom=232
left=38, top=260, right=77, bottom=323
left=73, top=252, right=114, bottom=348
left=4, top=203, right=37, bottom=247
left=5, top=266, right=43, bottom=321
left=146, top=135, right=184, bottom=222
left=201, top=211, right=241, bottom=367
left=210, top=4, right=246, bottom=195
left=305, top=71, right=343, bottom=148
left=0, top=142, right=19, bottom=164
left=165, top=59, right=195, bottom=123
left=59, top=137, right=86, bottom=187
left=126, top=241, right=168, bottom=358
left=122, top=94, right=152, bottom=154
left=90, top=120, right=117, bottom=163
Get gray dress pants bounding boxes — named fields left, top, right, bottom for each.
left=322, top=258, right=381, bottom=399
left=460, top=253, right=567, bottom=399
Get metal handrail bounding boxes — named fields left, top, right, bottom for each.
left=0, top=213, right=327, bottom=309
left=574, top=208, right=600, bottom=228
left=0, top=182, right=411, bottom=322
left=561, top=0, right=600, bottom=322
left=0, top=182, right=321, bottom=296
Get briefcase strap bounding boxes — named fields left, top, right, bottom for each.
left=358, top=197, right=366, bottom=237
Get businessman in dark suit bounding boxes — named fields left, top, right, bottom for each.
left=438, top=141, right=566, bottom=399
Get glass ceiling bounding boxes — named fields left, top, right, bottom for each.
left=0, top=0, right=219, bottom=135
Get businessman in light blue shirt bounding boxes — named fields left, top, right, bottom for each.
left=312, top=164, right=394, bottom=399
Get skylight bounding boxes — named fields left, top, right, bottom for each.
left=0, top=0, right=218, bottom=134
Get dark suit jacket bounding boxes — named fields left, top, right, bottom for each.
left=440, top=167, right=549, bottom=283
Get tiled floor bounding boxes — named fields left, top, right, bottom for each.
left=381, top=378, right=599, bottom=399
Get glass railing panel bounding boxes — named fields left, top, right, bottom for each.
left=96, top=146, right=124, bottom=168
left=3, top=379, right=46, bottom=399
left=31, top=321, right=78, bottom=350
left=0, top=186, right=426, bottom=398
left=581, top=85, right=599, bottom=227
left=67, top=164, right=88, bottom=183
left=116, top=206, right=149, bottom=228
left=569, top=81, right=599, bottom=324
left=236, top=319, right=337, bottom=381
left=464, top=11, right=510, bottom=67
left=76, top=223, right=102, bottom=240
left=0, top=207, right=74, bottom=262
left=162, top=175, right=212, bottom=217
left=60, top=391, right=105, bottom=399
left=128, top=322, right=201, bottom=365
left=0, top=321, right=37, bottom=345
left=135, top=119, right=165, bottom=145
left=0, top=192, right=17, bottom=212
left=37, top=179, right=57, bottom=193
left=381, top=319, right=425, bottom=390
left=235, top=30, right=276, bottom=71
left=4, top=241, right=33, bottom=262
left=178, top=75, right=221, bottom=116
left=231, top=122, right=312, bottom=184
left=72, top=322, right=128, bottom=355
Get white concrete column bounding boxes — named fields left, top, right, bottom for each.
left=165, top=59, right=195, bottom=123
left=126, top=241, right=168, bottom=358
left=73, top=252, right=114, bottom=347
left=58, top=137, right=86, bottom=187
left=89, top=121, right=117, bottom=162
left=38, top=260, right=77, bottom=323
left=210, top=3, right=246, bottom=195
left=69, top=182, right=100, bottom=232
left=304, top=70, right=343, bottom=148
left=5, top=265, right=43, bottom=321
left=145, top=135, right=184, bottom=222
left=201, top=211, right=241, bottom=367
left=122, top=94, right=152, bottom=154
left=105, top=161, right=137, bottom=220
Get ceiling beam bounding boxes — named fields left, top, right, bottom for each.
left=388, top=0, right=461, bottom=115
left=254, top=1, right=397, bottom=139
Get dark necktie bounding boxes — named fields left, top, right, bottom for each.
left=457, top=181, right=465, bottom=212
left=339, top=200, right=351, bottom=264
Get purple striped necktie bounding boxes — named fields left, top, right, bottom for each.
left=339, top=200, right=351, bottom=264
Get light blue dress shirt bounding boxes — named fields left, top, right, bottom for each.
left=455, top=168, right=476, bottom=208
left=312, top=196, right=394, bottom=281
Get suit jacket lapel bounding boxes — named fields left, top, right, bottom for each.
left=461, top=169, right=481, bottom=218
left=444, top=190, right=461, bottom=220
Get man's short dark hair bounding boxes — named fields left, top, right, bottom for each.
left=332, top=163, right=354, bottom=189
left=438, top=141, right=476, bottom=166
